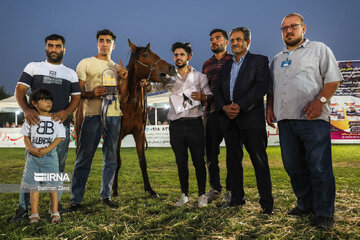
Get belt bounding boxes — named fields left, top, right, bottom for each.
left=170, top=117, right=202, bottom=122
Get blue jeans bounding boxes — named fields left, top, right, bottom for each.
left=278, top=120, right=335, bottom=217
left=18, top=126, right=70, bottom=210
left=70, top=116, right=120, bottom=204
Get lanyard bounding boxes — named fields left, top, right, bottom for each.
left=286, top=50, right=295, bottom=61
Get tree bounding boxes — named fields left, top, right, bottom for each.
left=0, top=85, right=10, bottom=100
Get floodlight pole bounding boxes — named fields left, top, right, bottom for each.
left=155, top=105, right=158, bottom=125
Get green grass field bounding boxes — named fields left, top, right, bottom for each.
left=0, top=146, right=359, bottom=239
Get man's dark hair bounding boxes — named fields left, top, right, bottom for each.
left=29, top=88, right=53, bottom=108
left=230, top=27, right=251, bottom=41
left=171, top=42, right=192, bottom=56
left=96, top=29, right=117, bottom=41
left=210, top=29, right=228, bottom=40
left=45, top=34, right=65, bottom=45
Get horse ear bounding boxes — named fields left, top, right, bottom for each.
left=146, top=43, right=151, bottom=49
left=128, top=39, right=136, bottom=52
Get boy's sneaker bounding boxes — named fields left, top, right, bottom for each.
left=223, top=191, right=231, bottom=203
left=205, top=188, right=220, bottom=202
left=198, top=194, right=208, bottom=207
left=175, top=193, right=189, bottom=206
left=7, top=207, right=28, bottom=223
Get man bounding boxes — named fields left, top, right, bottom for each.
left=202, top=29, right=234, bottom=202
left=168, top=42, right=212, bottom=207
left=267, top=13, right=342, bottom=228
left=69, top=29, right=128, bottom=211
left=9, top=34, right=81, bottom=222
left=214, top=27, right=273, bottom=214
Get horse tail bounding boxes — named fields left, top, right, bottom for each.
left=73, top=98, right=85, bottom=153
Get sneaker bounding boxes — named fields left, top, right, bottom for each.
left=311, top=216, right=334, bottom=229
left=69, top=202, right=82, bottom=212
left=7, top=207, right=28, bottom=223
left=101, top=198, right=119, bottom=208
left=219, top=200, right=245, bottom=208
left=198, top=194, right=208, bottom=207
left=288, top=207, right=313, bottom=216
left=175, top=193, right=189, bottom=206
left=205, top=188, right=220, bottom=202
left=223, top=191, right=231, bottom=203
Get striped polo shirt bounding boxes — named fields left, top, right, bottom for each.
left=17, top=60, right=80, bottom=126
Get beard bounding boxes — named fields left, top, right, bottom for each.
left=46, top=50, right=64, bottom=63
left=175, top=61, right=186, bottom=69
left=284, top=34, right=303, bottom=47
left=211, top=44, right=226, bottom=54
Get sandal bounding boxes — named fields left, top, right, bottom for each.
left=29, top=214, right=40, bottom=224
left=51, top=211, right=61, bottom=224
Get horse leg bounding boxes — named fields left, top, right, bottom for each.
left=133, top=132, right=159, bottom=198
left=112, top=133, right=124, bottom=197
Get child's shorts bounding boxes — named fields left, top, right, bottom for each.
left=20, top=149, right=60, bottom=192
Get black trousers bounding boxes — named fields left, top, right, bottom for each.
left=169, top=117, right=206, bottom=196
left=205, top=111, right=233, bottom=192
left=223, top=121, right=273, bottom=210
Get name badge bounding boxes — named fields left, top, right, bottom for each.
left=281, top=59, right=292, bottom=67
left=281, top=60, right=291, bottom=67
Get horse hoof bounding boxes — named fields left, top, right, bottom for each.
left=149, top=191, right=159, bottom=198
left=112, top=191, right=119, bottom=197
left=151, top=193, right=160, bottom=198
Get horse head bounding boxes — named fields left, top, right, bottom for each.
left=128, top=39, right=176, bottom=85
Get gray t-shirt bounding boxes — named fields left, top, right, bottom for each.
left=270, top=39, right=343, bottom=122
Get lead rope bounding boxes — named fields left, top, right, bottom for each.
left=101, top=94, right=117, bottom=135
left=140, top=83, right=149, bottom=150
left=135, top=57, right=162, bottom=151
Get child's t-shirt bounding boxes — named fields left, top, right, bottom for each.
left=20, top=116, right=66, bottom=148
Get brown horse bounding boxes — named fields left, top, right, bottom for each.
left=113, top=40, right=175, bottom=197
left=74, top=40, right=175, bottom=198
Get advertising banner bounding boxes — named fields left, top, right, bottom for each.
left=331, top=61, right=360, bottom=143
left=0, top=124, right=281, bottom=148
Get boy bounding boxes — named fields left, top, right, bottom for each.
left=20, top=88, right=65, bottom=224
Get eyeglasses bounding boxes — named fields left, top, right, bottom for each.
left=281, top=24, right=302, bottom=32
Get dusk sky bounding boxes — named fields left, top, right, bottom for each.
left=1, top=0, right=359, bottom=94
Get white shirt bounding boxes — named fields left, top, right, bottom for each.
left=167, top=66, right=212, bottom=121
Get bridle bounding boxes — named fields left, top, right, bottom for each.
left=134, top=54, right=164, bottom=150
left=136, top=58, right=162, bottom=82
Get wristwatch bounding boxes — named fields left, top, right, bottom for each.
left=317, top=96, right=327, bottom=104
